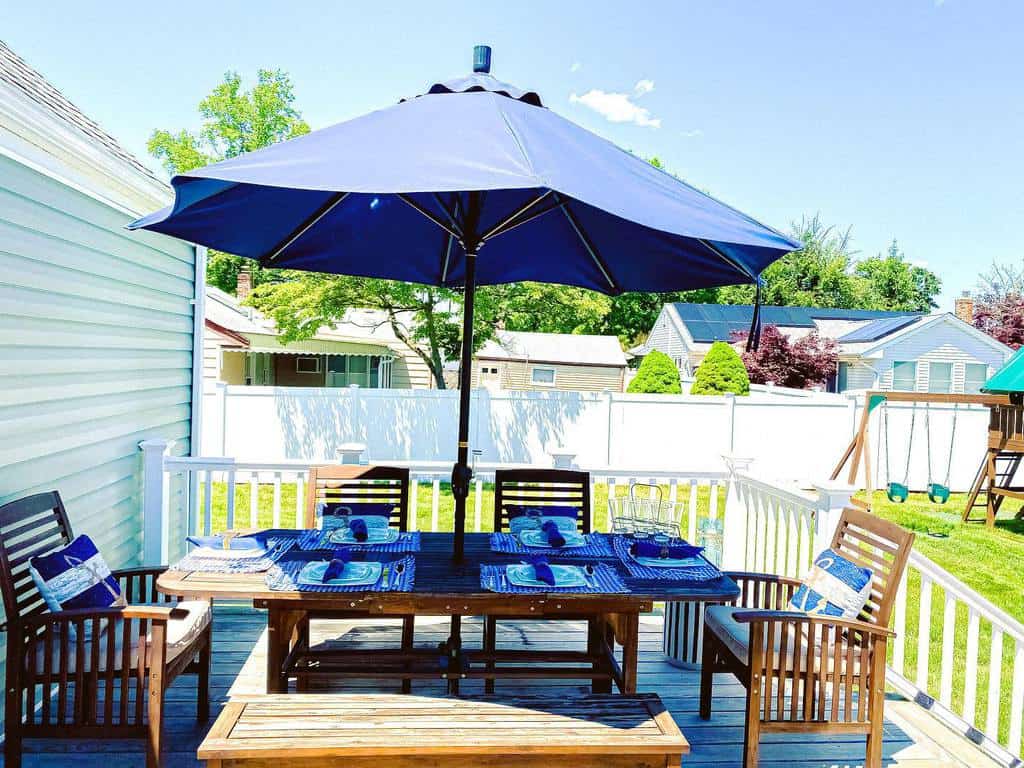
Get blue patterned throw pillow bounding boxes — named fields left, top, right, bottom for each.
left=789, top=548, right=873, bottom=619
left=29, top=535, right=126, bottom=613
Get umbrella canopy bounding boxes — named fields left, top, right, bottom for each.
left=131, top=46, right=800, bottom=559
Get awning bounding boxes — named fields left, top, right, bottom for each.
left=242, top=333, right=392, bottom=357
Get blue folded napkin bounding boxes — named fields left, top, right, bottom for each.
left=541, top=520, right=566, bottom=548
left=530, top=556, right=556, bottom=586
left=323, top=548, right=353, bottom=582
left=187, top=534, right=265, bottom=551
left=632, top=540, right=704, bottom=560
left=349, top=518, right=369, bottom=542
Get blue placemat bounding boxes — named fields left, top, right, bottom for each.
left=480, top=563, right=628, bottom=594
left=266, top=556, right=415, bottom=593
left=612, top=535, right=722, bottom=582
left=489, top=532, right=613, bottom=558
left=297, top=528, right=421, bottom=553
left=168, top=537, right=297, bottom=573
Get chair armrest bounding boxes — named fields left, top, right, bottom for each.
left=111, top=566, right=176, bottom=603
left=731, top=609, right=896, bottom=639
left=724, top=571, right=805, bottom=610
left=111, top=566, right=168, bottom=578
left=17, top=604, right=184, bottom=631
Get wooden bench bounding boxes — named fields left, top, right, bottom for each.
left=198, top=693, right=689, bottom=768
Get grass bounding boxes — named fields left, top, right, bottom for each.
left=199, top=480, right=1024, bottom=749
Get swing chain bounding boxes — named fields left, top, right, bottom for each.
left=944, top=405, right=958, bottom=488
left=903, top=405, right=916, bottom=487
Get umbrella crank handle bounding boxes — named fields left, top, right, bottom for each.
left=451, top=462, right=473, bottom=499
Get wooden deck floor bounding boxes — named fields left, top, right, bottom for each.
left=5, top=605, right=991, bottom=767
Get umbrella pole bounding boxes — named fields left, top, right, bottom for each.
left=451, top=250, right=478, bottom=562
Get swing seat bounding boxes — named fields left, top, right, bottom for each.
left=887, top=482, right=909, bottom=503
left=928, top=483, right=951, bottom=504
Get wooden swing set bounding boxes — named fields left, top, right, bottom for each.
left=831, top=390, right=1024, bottom=525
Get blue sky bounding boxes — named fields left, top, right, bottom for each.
left=5, top=1, right=1022, bottom=308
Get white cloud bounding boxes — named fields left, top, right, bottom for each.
left=634, top=79, right=654, bottom=95
left=680, top=128, right=704, bottom=138
left=569, top=61, right=582, bottom=73
left=569, top=80, right=661, bottom=128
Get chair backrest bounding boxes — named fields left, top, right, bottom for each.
left=304, top=465, right=410, bottom=530
left=0, top=491, right=74, bottom=628
left=829, top=506, right=915, bottom=628
left=493, top=469, right=591, bottom=533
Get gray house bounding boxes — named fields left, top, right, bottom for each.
left=641, top=301, right=1013, bottom=393
left=0, top=39, right=203, bottom=692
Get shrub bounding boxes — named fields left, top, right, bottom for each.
left=691, top=342, right=750, bottom=395
left=627, top=350, right=682, bottom=394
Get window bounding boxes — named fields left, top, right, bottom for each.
left=891, top=361, right=917, bottom=391
left=531, top=367, right=556, bottom=385
left=326, top=355, right=382, bottom=388
left=928, top=362, right=953, bottom=393
left=964, top=363, right=989, bottom=394
left=295, top=356, right=321, bottom=374
left=837, top=361, right=849, bottom=392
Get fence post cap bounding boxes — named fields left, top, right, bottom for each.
left=721, top=454, right=754, bottom=473
left=138, top=438, right=173, bottom=452
left=811, top=480, right=856, bottom=508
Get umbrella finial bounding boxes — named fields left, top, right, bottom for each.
left=473, top=45, right=492, bottom=74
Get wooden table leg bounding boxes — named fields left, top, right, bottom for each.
left=588, top=615, right=612, bottom=694
left=265, top=605, right=288, bottom=694
left=448, top=614, right=462, bottom=694
left=619, top=612, right=640, bottom=694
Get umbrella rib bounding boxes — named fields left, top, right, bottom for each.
left=480, top=190, right=553, bottom=241
left=260, top=191, right=351, bottom=266
left=696, top=238, right=758, bottom=282
left=485, top=197, right=566, bottom=241
left=398, top=194, right=464, bottom=241
left=552, top=193, right=618, bottom=293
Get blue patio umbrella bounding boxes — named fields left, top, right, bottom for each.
left=131, top=46, right=800, bottom=560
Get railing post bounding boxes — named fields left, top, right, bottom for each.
left=721, top=455, right=754, bottom=571
left=337, top=442, right=367, bottom=465
left=139, top=438, right=173, bottom=566
left=550, top=447, right=577, bottom=469
left=811, top=480, right=855, bottom=554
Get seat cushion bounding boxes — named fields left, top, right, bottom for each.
left=25, top=600, right=210, bottom=673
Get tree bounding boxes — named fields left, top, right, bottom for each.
left=738, top=325, right=839, bottom=389
left=247, top=273, right=506, bottom=389
left=691, top=342, right=750, bottom=396
left=148, top=69, right=310, bottom=294
left=976, top=259, right=1024, bottom=303
left=974, top=293, right=1024, bottom=349
left=853, top=239, right=940, bottom=311
left=499, top=283, right=611, bottom=335
left=626, top=350, right=682, bottom=394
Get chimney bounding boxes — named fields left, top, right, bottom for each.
left=236, top=264, right=253, bottom=302
left=954, top=291, right=974, bottom=324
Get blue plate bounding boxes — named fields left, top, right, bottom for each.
left=633, top=555, right=704, bottom=569
left=328, top=527, right=399, bottom=545
left=506, top=564, right=587, bottom=588
left=297, top=561, right=382, bottom=587
left=519, top=529, right=587, bottom=549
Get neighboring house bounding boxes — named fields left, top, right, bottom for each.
left=457, top=330, right=627, bottom=392
left=0, top=40, right=202, bottom=706
left=642, top=300, right=1013, bottom=394
left=203, top=285, right=434, bottom=389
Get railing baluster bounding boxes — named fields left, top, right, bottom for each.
left=294, top=473, right=305, bottom=529
left=940, top=591, right=957, bottom=707
left=708, top=479, right=719, bottom=518
left=225, top=469, right=236, bottom=531
left=785, top=503, right=799, bottom=579
left=764, top=497, right=778, bottom=576
left=431, top=477, right=440, bottom=532
left=272, top=472, right=282, bottom=528
left=409, top=476, right=419, bottom=532
left=916, top=576, right=933, bottom=690
left=687, top=479, right=698, bottom=543
left=962, top=608, right=980, bottom=725
left=203, top=470, right=213, bottom=535
left=892, top=567, right=908, bottom=674
left=249, top=475, right=259, bottom=528
left=589, top=477, right=597, bottom=532
left=474, top=477, right=483, bottom=532
left=986, top=628, right=1003, bottom=739
left=1010, top=640, right=1024, bottom=755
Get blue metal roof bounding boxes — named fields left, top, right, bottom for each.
left=671, top=303, right=919, bottom=343
left=835, top=315, right=921, bottom=343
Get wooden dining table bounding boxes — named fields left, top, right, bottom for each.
left=157, top=532, right=739, bottom=695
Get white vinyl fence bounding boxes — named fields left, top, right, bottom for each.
left=201, top=383, right=995, bottom=491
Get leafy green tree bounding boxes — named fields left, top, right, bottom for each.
left=148, top=69, right=310, bottom=293
left=499, top=283, right=611, bottom=335
left=854, top=240, right=940, bottom=311
left=627, top=350, right=682, bottom=394
left=248, top=273, right=505, bottom=389
left=691, top=342, right=750, bottom=396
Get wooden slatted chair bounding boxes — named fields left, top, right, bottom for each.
left=483, top=468, right=592, bottom=693
left=299, top=465, right=415, bottom=692
left=698, top=506, right=914, bottom=768
left=0, top=491, right=212, bottom=768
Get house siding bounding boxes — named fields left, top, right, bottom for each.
left=870, top=321, right=1010, bottom=393
left=472, top=360, right=625, bottom=392
left=645, top=307, right=693, bottom=374
left=0, top=151, right=197, bottom=717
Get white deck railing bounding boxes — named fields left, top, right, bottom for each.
left=139, top=441, right=1024, bottom=766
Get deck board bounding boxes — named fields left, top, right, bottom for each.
left=2, top=605, right=988, bottom=767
